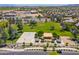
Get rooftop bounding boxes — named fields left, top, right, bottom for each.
left=43, top=33, right=53, bottom=37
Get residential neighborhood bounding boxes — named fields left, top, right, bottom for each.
left=0, top=4, right=79, bottom=55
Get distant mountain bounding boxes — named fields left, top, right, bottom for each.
left=0, top=4, right=16, bottom=7
left=65, top=4, right=79, bottom=6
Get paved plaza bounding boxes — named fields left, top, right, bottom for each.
left=16, top=32, right=36, bottom=44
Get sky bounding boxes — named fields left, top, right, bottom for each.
left=0, top=0, right=79, bottom=4
left=0, top=4, right=79, bottom=7
left=0, top=4, right=67, bottom=6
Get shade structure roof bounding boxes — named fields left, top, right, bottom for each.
left=43, top=33, right=53, bottom=38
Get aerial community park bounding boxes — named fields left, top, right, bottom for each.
left=0, top=4, right=79, bottom=55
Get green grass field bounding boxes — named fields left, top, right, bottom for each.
left=23, top=22, right=73, bottom=37
left=12, top=22, right=73, bottom=37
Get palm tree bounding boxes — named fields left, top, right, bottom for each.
left=65, top=42, right=68, bottom=46
left=22, top=42, right=25, bottom=48
left=1, top=31, right=7, bottom=44
left=16, top=18, right=23, bottom=33
left=0, top=12, right=3, bottom=19
left=54, top=43, right=57, bottom=47
left=46, top=42, right=49, bottom=47
left=37, top=15, right=41, bottom=21
left=52, top=43, right=57, bottom=51
left=34, top=33, right=38, bottom=38
left=30, top=42, right=33, bottom=46
left=0, top=39, right=2, bottom=45
left=52, top=46, right=55, bottom=51
left=43, top=46, right=47, bottom=51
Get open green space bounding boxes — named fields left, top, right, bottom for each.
left=12, top=22, right=73, bottom=37
left=22, top=22, right=73, bottom=37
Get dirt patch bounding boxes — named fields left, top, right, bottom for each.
left=60, top=36, right=75, bottom=46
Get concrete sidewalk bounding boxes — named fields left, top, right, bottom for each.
left=0, top=48, right=24, bottom=52
left=0, top=47, right=79, bottom=52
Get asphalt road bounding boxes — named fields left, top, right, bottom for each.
left=0, top=50, right=79, bottom=55
left=0, top=50, right=48, bottom=55
left=61, top=51, right=79, bottom=55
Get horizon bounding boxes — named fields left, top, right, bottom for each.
left=0, top=4, right=79, bottom=7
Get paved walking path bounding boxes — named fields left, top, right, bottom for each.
left=0, top=48, right=24, bottom=52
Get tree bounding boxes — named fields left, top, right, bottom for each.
left=52, top=43, right=57, bottom=51
left=8, top=25, right=16, bottom=43
left=22, top=42, right=25, bottom=48
left=37, top=15, right=41, bottom=21
left=1, top=31, right=7, bottom=44
left=8, top=25, right=13, bottom=37
left=53, top=32, right=59, bottom=39
left=50, top=14, right=54, bottom=21
left=70, top=28, right=78, bottom=38
left=54, top=43, right=57, bottom=47
left=52, top=46, right=55, bottom=51
left=30, top=42, right=33, bottom=46
left=0, top=12, right=3, bottom=19
left=34, top=33, right=38, bottom=38
left=41, top=38, right=44, bottom=42
left=65, top=42, right=68, bottom=46
left=43, top=46, right=47, bottom=51
left=0, top=21, right=8, bottom=29
left=37, top=30, right=44, bottom=38
left=16, top=17, right=23, bottom=33
left=0, top=39, right=2, bottom=45
left=8, top=18, right=12, bottom=25
left=56, top=15, right=63, bottom=22
left=29, top=20, right=37, bottom=29
left=45, top=18, right=48, bottom=22
left=0, top=28, right=3, bottom=33
left=46, top=42, right=49, bottom=47
left=72, top=15, right=77, bottom=19
left=60, top=22, right=69, bottom=31
left=50, top=26, right=55, bottom=30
